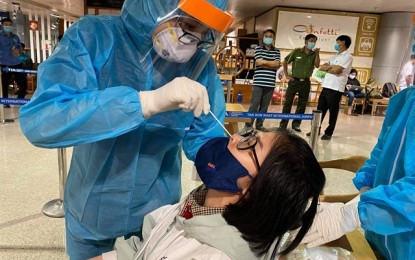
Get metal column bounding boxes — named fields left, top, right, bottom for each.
left=0, top=69, right=15, bottom=124
left=310, top=110, right=322, bottom=154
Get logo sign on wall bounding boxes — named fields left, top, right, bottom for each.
left=275, top=11, right=359, bottom=53
left=354, top=15, right=380, bottom=57
left=29, top=21, right=39, bottom=31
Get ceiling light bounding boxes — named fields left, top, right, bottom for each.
left=51, top=13, right=60, bottom=18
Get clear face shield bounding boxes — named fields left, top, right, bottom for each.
left=147, top=0, right=234, bottom=81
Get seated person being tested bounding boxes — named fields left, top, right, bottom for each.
left=91, top=129, right=326, bottom=259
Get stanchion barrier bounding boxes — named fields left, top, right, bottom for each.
left=225, top=110, right=320, bottom=154
left=0, top=69, right=14, bottom=124
left=309, top=110, right=322, bottom=154
left=0, top=67, right=35, bottom=124
left=0, top=67, right=67, bottom=217
left=42, top=148, right=67, bottom=218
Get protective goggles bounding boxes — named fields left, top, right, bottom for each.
left=152, top=0, right=234, bottom=52
left=149, top=0, right=234, bottom=80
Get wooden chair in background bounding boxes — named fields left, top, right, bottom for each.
left=368, top=98, right=389, bottom=116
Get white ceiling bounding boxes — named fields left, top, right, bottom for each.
left=0, top=0, right=413, bottom=26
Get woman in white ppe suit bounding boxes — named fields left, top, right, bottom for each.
left=303, top=87, right=415, bottom=259
left=19, top=0, right=234, bottom=259
left=91, top=129, right=326, bottom=260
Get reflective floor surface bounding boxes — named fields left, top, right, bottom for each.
left=0, top=104, right=384, bottom=259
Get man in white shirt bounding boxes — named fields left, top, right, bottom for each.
left=398, top=54, right=415, bottom=91
left=307, top=35, right=353, bottom=140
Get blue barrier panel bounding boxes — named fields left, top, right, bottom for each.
left=0, top=98, right=30, bottom=106
left=2, top=68, right=37, bottom=74
left=225, top=111, right=313, bottom=120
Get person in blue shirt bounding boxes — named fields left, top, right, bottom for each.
left=302, top=87, right=415, bottom=260
left=0, top=18, right=27, bottom=102
left=19, top=0, right=234, bottom=259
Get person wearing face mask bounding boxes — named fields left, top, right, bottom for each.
left=0, top=18, right=27, bottom=106
left=90, top=129, right=326, bottom=260
left=19, top=0, right=234, bottom=259
left=343, top=68, right=365, bottom=115
left=238, top=29, right=281, bottom=135
left=279, top=34, right=320, bottom=132
left=307, top=35, right=353, bottom=140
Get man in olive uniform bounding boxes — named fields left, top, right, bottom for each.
left=279, top=34, right=320, bottom=132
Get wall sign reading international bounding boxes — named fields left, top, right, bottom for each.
left=275, top=11, right=359, bottom=53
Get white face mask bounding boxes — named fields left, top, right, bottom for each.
left=153, top=27, right=199, bottom=63
left=349, top=75, right=356, bottom=79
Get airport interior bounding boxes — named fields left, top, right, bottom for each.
left=0, top=0, right=414, bottom=259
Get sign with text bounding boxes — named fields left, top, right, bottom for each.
left=354, top=14, right=380, bottom=57
left=275, top=11, right=359, bottom=53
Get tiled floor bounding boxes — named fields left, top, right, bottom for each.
left=0, top=103, right=385, bottom=259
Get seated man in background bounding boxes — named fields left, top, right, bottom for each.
left=302, top=87, right=415, bottom=260
left=343, top=68, right=365, bottom=115
left=91, top=129, right=326, bottom=260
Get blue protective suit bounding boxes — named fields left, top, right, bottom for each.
left=353, top=87, right=415, bottom=260
left=19, top=0, right=228, bottom=258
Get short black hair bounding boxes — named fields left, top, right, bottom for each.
left=336, top=35, right=352, bottom=48
left=1, top=18, right=12, bottom=24
left=411, top=54, right=415, bottom=60
left=263, top=29, right=275, bottom=36
left=305, top=34, right=317, bottom=41
left=350, top=68, right=358, bottom=75
left=223, top=129, right=325, bottom=257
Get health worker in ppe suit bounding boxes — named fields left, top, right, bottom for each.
left=19, top=0, right=234, bottom=259
left=302, top=87, right=415, bottom=259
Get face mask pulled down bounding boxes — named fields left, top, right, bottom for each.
left=153, top=27, right=199, bottom=63
left=195, top=137, right=252, bottom=193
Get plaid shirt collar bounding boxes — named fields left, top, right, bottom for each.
left=179, top=189, right=224, bottom=219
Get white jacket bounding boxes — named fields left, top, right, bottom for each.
left=102, top=194, right=354, bottom=260
left=103, top=197, right=275, bottom=260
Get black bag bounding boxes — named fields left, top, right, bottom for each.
left=381, top=82, right=397, bottom=98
